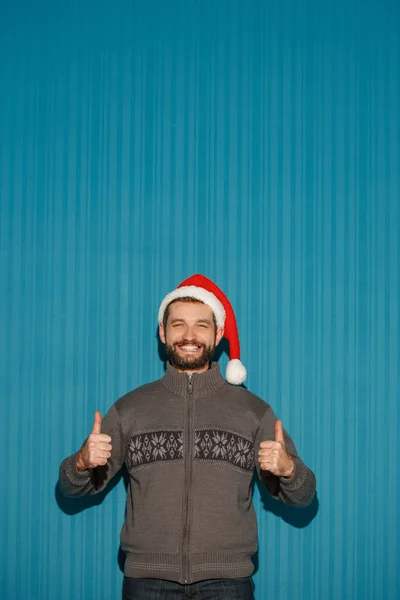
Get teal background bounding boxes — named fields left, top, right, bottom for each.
left=1, top=1, right=399, bottom=598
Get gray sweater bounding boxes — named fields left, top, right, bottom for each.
left=59, top=362, right=316, bottom=584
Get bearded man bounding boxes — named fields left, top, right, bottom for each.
left=59, top=274, right=316, bottom=600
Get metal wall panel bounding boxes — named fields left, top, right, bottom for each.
left=1, top=1, right=398, bottom=598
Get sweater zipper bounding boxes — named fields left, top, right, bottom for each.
left=182, top=374, right=193, bottom=583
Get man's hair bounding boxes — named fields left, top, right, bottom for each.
left=162, top=297, right=217, bottom=331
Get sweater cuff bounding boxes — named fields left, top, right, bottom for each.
left=279, top=456, right=308, bottom=491
left=62, top=452, right=92, bottom=486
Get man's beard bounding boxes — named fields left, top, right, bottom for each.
left=165, top=339, right=215, bottom=370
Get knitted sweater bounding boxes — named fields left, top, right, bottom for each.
left=59, top=363, right=316, bottom=584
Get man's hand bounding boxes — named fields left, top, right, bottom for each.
left=76, top=411, right=112, bottom=472
left=258, top=420, right=295, bottom=478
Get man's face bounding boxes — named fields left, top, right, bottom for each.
left=159, top=301, right=224, bottom=373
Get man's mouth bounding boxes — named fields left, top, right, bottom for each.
left=176, top=343, right=203, bottom=353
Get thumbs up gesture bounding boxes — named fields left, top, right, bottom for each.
left=76, top=411, right=112, bottom=472
left=258, top=420, right=295, bottom=478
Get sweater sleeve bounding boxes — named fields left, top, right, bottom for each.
left=254, top=405, right=316, bottom=507
left=58, top=404, right=125, bottom=497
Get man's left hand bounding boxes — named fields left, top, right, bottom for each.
left=258, top=420, right=295, bottom=478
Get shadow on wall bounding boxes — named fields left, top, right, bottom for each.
left=251, top=478, right=319, bottom=576
left=54, top=464, right=129, bottom=516
left=255, top=476, right=319, bottom=528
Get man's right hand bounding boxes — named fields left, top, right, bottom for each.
left=76, top=411, right=112, bottom=472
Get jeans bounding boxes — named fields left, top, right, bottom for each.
left=122, top=576, right=255, bottom=600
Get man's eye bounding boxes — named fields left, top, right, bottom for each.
left=198, top=324, right=208, bottom=328
left=173, top=323, right=183, bottom=327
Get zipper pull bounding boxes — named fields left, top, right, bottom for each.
left=188, top=374, right=193, bottom=394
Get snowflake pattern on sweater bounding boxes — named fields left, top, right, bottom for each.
left=194, top=429, right=254, bottom=471
left=126, top=429, right=254, bottom=472
left=126, top=431, right=184, bottom=467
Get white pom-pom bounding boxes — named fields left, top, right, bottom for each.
left=226, top=359, right=247, bottom=385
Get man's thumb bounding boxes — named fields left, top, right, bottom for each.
left=275, top=419, right=285, bottom=445
left=92, top=411, right=102, bottom=434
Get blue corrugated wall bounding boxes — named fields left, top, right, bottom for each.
left=1, top=1, right=399, bottom=598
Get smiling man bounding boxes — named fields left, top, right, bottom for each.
left=59, top=274, right=316, bottom=600
left=160, top=298, right=224, bottom=372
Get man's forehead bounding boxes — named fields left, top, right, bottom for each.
left=168, top=300, right=214, bottom=320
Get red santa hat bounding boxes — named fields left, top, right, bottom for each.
left=158, top=274, right=246, bottom=385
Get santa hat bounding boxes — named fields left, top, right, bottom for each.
left=158, top=274, right=246, bottom=385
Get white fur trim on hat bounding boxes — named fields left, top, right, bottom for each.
left=158, top=286, right=226, bottom=328
left=226, top=359, right=247, bottom=385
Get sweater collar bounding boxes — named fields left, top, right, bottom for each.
left=161, top=361, right=226, bottom=397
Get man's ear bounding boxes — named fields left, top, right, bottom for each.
left=215, top=327, right=224, bottom=346
left=159, top=323, right=166, bottom=344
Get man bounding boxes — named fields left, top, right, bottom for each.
left=59, top=274, right=316, bottom=600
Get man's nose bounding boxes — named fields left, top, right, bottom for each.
left=184, top=325, right=196, bottom=340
